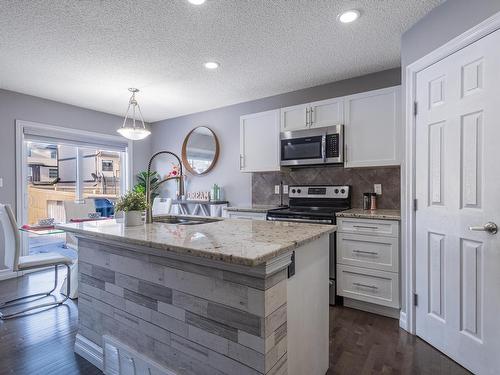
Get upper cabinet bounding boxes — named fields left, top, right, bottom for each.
left=240, top=86, right=401, bottom=172
left=344, top=86, right=401, bottom=168
left=309, top=97, right=344, bottom=129
left=280, top=103, right=308, bottom=132
left=280, top=97, right=343, bottom=132
left=239, top=109, right=280, bottom=173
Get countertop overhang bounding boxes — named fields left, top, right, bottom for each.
left=57, top=218, right=335, bottom=267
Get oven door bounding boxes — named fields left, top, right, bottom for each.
left=266, top=215, right=333, bottom=225
left=280, top=129, right=325, bottom=166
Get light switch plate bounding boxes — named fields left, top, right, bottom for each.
left=283, top=185, right=289, bottom=194
left=374, top=184, right=382, bottom=195
left=274, top=185, right=280, bottom=194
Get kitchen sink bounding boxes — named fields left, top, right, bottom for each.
left=153, top=216, right=220, bottom=225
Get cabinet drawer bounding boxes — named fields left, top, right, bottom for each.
left=337, top=218, right=399, bottom=237
left=337, top=265, right=399, bottom=308
left=337, top=233, right=399, bottom=272
left=226, top=211, right=267, bottom=220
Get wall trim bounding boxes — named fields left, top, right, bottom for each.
left=74, top=334, right=103, bottom=371
left=402, top=10, right=500, bottom=334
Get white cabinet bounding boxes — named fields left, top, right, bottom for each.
left=280, top=97, right=343, bottom=132
left=280, top=103, right=308, bottom=132
left=337, top=217, right=400, bottom=311
left=344, top=86, right=401, bottom=168
left=225, top=210, right=267, bottom=220
left=240, top=109, right=280, bottom=172
left=309, top=97, right=344, bottom=129
left=242, top=86, right=401, bottom=171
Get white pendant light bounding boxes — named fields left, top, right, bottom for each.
left=117, top=88, right=151, bottom=140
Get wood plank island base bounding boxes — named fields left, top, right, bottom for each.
left=58, top=218, right=335, bottom=375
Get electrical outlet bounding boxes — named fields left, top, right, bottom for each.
left=374, top=184, right=382, bottom=195
left=283, top=185, right=289, bottom=194
left=274, top=185, right=280, bottom=194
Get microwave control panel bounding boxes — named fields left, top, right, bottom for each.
left=326, top=134, right=340, bottom=158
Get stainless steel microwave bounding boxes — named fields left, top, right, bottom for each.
left=280, top=125, right=344, bottom=166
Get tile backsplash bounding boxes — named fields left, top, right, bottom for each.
left=252, top=165, right=400, bottom=209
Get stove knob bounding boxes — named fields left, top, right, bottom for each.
left=291, top=189, right=296, bottom=194
left=297, top=189, right=302, bottom=194
left=334, top=188, right=339, bottom=194
left=340, top=188, right=346, bottom=194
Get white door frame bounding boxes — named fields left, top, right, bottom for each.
left=402, top=11, right=500, bottom=333
left=14, top=120, right=133, bottom=259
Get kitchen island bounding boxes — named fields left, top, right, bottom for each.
left=58, top=217, right=335, bottom=375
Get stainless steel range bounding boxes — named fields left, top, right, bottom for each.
left=267, top=185, right=351, bottom=305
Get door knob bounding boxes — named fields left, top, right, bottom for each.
left=469, top=222, right=498, bottom=234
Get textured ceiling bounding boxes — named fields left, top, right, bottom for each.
left=0, top=0, right=441, bottom=122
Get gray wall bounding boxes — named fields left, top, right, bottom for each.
left=0, top=89, right=152, bottom=213
left=151, top=68, right=401, bottom=206
left=402, top=0, right=500, bottom=66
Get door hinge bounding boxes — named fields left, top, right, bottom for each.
left=413, top=293, right=419, bottom=307
left=413, top=198, right=418, bottom=211
left=413, top=101, right=418, bottom=116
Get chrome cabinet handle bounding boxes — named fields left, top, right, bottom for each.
left=305, top=108, right=310, bottom=126
left=353, top=250, right=378, bottom=256
left=469, top=222, right=498, bottom=234
left=353, top=225, right=378, bottom=229
left=310, top=107, right=314, bottom=126
left=353, top=282, right=378, bottom=290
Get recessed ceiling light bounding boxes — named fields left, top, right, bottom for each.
left=338, top=10, right=360, bottom=23
left=188, top=0, right=206, bottom=5
left=204, top=61, right=220, bottom=70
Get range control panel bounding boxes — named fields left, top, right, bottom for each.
left=288, top=185, right=350, bottom=199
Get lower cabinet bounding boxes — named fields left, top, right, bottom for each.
left=337, top=217, right=400, bottom=312
left=225, top=210, right=267, bottom=220
left=337, top=264, right=400, bottom=309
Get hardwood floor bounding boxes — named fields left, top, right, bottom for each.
left=0, top=269, right=101, bottom=375
left=328, top=305, right=471, bottom=375
left=0, top=270, right=471, bottom=375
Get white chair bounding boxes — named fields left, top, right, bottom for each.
left=61, top=200, right=95, bottom=300
left=0, top=204, right=73, bottom=319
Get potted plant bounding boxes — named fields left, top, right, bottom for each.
left=133, top=171, right=160, bottom=200
left=115, top=191, right=148, bottom=227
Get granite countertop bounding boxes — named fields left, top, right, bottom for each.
left=57, top=218, right=335, bottom=267
left=336, top=208, right=401, bottom=220
left=225, top=205, right=283, bottom=213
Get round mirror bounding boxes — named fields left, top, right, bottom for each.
left=182, top=126, right=219, bottom=175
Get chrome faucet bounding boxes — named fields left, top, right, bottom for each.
left=146, top=151, right=184, bottom=224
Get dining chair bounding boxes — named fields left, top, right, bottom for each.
left=0, top=204, right=73, bottom=319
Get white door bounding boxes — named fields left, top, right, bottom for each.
left=415, top=29, right=500, bottom=375
left=344, top=86, right=401, bottom=168
left=239, top=109, right=280, bottom=172
left=280, top=103, right=308, bottom=132
left=309, top=97, right=344, bottom=129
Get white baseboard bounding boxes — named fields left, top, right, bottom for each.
left=0, top=270, right=18, bottom=281
left=399, top=311, right=408, bottom=331
left=343, top=298, right=400, bottom=319
left=75, top=334, right=103, bottom=371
